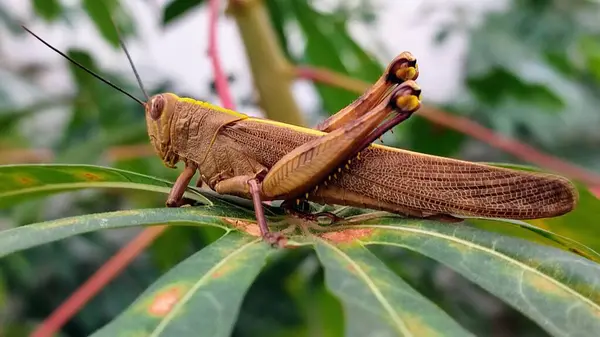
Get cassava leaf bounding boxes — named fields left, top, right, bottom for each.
left=468, top=217, right=600, bottom=264
left=0, top=205, right=261, bottom=259
left=315, top=238, right=474, bottom=337
left=332, top=220, right=600, bottom=337
left=1, top=164, right=599, bottom=337
left=0, top=164, right=210, bottom=208
left=91, top=232, right=272, bottom=337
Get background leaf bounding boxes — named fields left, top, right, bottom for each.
left=290, top=1, right=374, bottom=114
left=162, top=0, right=206, bottom=26
left=31, top=0, right=62, bottom=22
left=81, top=0, right=134, bottom=47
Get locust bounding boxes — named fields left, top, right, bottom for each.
left=22, top=26, right=578, bottom=247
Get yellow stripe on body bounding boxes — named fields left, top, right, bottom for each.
left=178, top=97, right=248, bottom=119
left=177, top=96, right=468, bottom=164
left=246, top=117, right=438, bottom=157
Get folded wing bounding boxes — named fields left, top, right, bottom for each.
left=324, top=146, right=578, bottom=219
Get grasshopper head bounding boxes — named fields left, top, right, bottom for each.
left=145, top=93, right=180, bottom=168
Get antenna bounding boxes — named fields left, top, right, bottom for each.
left=108, top=14, right=150, bottom=102
left=22, top=25, right=146, bottom=107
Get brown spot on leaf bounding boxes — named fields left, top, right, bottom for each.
left=15, top=175, right=36, bottom=186
left=447, top=240, right=470, bottom=254
left=212, top=264, right=234, bottom=279
left=148, top=286, right=183, bottom=317
left=80, top=172, right=102, bottom=181
left=223, top=218, right=261, bottom=237
left=321, top=228, right=374, bottom=243
left=43, top=217, right=79, bottom=229
left=404, top=314, right=444, bottom=336
left=526, top=272, right=566, bottom=298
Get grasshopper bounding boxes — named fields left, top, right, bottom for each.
left=22, top=26, right=578, bottom=246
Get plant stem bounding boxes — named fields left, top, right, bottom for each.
left=209, top=0, right=236, bottom=109
left=227, top=0, right=305, bottom=126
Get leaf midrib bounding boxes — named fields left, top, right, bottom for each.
left=318, top=238, right=414, bottom=337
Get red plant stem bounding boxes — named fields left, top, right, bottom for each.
left=33, top=2, right=239, bottom=335
left=31, top=226, right=168, bottom=337
left=294, top=66, right=600, bottom=188
left=208, top=0, right=235, bottom=109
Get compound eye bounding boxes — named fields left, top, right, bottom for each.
left=149, top=95, right=165, bottom=120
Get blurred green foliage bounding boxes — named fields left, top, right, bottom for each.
left=0, top=0, right=599, bottom=336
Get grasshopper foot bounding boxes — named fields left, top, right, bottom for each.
left=312, top=212, right=344, bottom=224
left=166, top=196, right=197, bottom=208
left=282, top=200, right=344, bottom=224
left=424, top=213, right=463, bottom=223
left=166, top=198, right=181, bottom=207
left=262, top=231, right=286, bottom=248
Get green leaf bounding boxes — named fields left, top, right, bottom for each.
left=459, top=5, right=600, bottom=149
left=467, top=67, right=564, bottom=111
left=0, top=164, right=209, bottom=208
left=0, top=2, right=23, bottom=34
left=468, top=217, right=600, bottom=264
left=162, top=0, right=206, bottom=26
left=578, top=34, right=600, bottom=83
left=91, top=232, right=271, bottom=337
left=405, top=116, right=466, bottom=157
left=149, top=226, right=198, bottom=272
left=0, top=204, right=259, bottom=258
left=350, top=220, right=600, bottom=337
left=82, top=0, right=130, bottom=47
left=315, top=239, right=473, bottom=337
left=264, top=0, right=293, bottom=60
left=63, top=49, right=103, bottom=149
left=0, top=100, right=56, bottom=134
left=330, top=19, right=382, bottom=82
left=290, top=2, right=364, bottom=114
left=149, top=226, right=221, bottom=272
left=31, top=0, right=62, bottom=22
left=282, top=255, right=344, bottom=337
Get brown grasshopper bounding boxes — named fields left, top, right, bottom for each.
left=23, top=26, right=578, bottom=246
